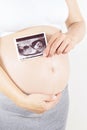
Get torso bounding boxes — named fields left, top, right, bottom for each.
left=0, top=25, right=70, bottom=95
left=0, top=0, right=70, bottom=95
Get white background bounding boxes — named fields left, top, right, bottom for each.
left=0, top=0, right=87, bottom=129
left=66, top=0, right=87, bottom=130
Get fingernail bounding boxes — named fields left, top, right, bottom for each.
left=52, top=95, right=57, bottom=100
left=43, top=53, right=47, bottom=57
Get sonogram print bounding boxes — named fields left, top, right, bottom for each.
left=15, top=33, right=47, bottom=60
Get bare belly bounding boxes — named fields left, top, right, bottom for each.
left=0, top=25, right=70, bottom=95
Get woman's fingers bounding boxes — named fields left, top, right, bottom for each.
left=63, top=43, right=74, bottom=53
left=43, top=33, right=66, bottom=56
left=48, top=39, right=62, bottom=56
left=43, top=32, right=77, bottom=56
left=48, top=31, right=61, bottom=46
left=49, top=34, right=66, bottom=56
left=43, top=31, right=61, bottom=56
left=22, top=93, right=62, bottom=114
left=56, top=40, right=69, bottom=54
left=45, top=93, right=62, bottom=110
left=40, top=94, right=55, bottom=102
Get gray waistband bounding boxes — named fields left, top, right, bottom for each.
left=0, top=86, right=69, bottom=117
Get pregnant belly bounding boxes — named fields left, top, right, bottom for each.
left=0, top=25, right=70, bottom=95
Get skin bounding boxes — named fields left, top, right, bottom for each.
left=0, top=0, right=86, bottom=114
left=43, top=0, right=86, bottom=57
left=24, top=0, right=86, bottom=113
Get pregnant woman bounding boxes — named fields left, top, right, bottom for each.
left=0, top=0, right=85, bottom=130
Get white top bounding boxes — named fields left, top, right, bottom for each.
left=0, top=0, right=69, bottom=37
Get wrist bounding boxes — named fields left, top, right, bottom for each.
left=16, top=93, right=29, bottom=108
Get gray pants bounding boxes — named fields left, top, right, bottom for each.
left=0, top=86, right=69, bottom=130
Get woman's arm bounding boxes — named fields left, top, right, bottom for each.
left=0, top=65, right=25, bottom=106
left=43, top=0, right=86, bottom=56
left=0, top=65, right=60, bottom=113
left=65, top=0, right=86, bottom=43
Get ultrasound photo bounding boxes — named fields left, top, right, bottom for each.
left=14, top=32, right=47, bottom=60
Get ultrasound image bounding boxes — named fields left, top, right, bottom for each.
left=15, top=33, right=47, bottom=60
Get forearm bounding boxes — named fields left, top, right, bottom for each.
left=0, top=65, right=25, bottom=106
left=66, top=21, right=86, bottom=44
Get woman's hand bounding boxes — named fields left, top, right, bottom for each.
left=43, top=31, right=77, bottom=57
left=20, top=93, right=61, bottom=114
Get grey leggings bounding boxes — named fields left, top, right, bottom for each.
left=0, top=86, right=69, bottom=130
